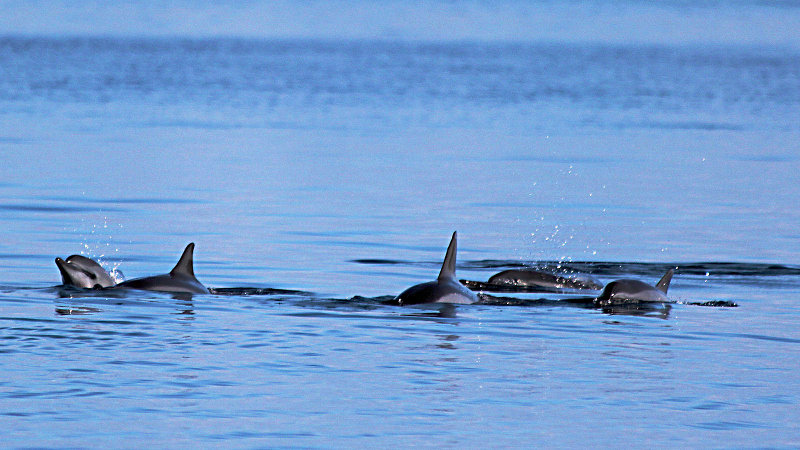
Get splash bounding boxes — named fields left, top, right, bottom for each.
left=76, top=216, right=126, bottom=281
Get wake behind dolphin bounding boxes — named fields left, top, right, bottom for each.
left=393, top=231, right=479, bottom=306
left=114, top=243, right=209, bottom=294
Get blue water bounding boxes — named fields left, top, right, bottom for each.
left=2, top=1, right=800, bottom=447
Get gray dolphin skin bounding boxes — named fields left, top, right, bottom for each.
left=55, top=255, right=117, bottom=289
left=595, top=268, right=674, bottom=306
left=487, top=269, right=603, bottom=290
left=394, top=232, right=479, bottom=306
left=114, top=243, right=209, bottom=294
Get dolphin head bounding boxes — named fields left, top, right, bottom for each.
left=55, top=255, right=117, bottom=289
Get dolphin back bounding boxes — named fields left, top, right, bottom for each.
left=395, top=231, right=478, bottom=305
left=115, top=243, right=208, bottom=294
left=438, top=232, right=458, bottom=281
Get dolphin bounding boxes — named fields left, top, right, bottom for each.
left=114, top=243, right=209, bottom=294
left=595, top=268, right=674, bottom=306
left=55, top=254, right=117, bottom=289
left=394, top=232, right=479, bottom=306
left=486, top=269, right=603, bottom=290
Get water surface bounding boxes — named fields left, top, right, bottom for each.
left=1, top=6, right=800, bottom=447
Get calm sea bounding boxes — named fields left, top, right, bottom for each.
left=1, top=1, right=800, bottom=447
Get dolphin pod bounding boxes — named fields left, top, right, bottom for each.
left=55, top=234, right=683, bottom=306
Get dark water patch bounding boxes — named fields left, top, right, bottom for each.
left=136, top=119, right=243, bottom=129
left=710, top=381, right=761, bottom=389
left=691, top=420, right=765, bottom=431
left=350, top=295, right=396, bottom=305
left=55, top=306, right=103, bottom=316
left=733, top=154, right=798, bottom=163
left=208, top=430, right=318, bottom=440
left=319, top=239, right=443, bottom=253
left=0, top=136, right=29, bottom=144
left=285, top=230, right=383, bottom=238
left=104, top=360, right=179, bottom=367
left=7, top=388, right=85, bottom=399
left=286, top=301, right=461, bottom=321
left=463, top=260, right=800, bottom=278
left=752, top=395, right=794, bottom=405
left=93, top=330, right=151, bottom=337
left=66, top=367, right=100, bottom=374
left=0, top=203, right=126, bottom=213
left=209, top=287, right=313, bottom=296
left=666, top=262, right=800, bottom=277
left=692, top=400, right=732, bottom=411
left=351, top=258, right=411, bottom=265
left=633, top=120, right=744, bottom=131
left=512, top=155, right=616, bottom=164
left=42, top=196, right=206, bottom=205
left=691, top=331, right=800, bottom=344
left=238, top=342, right=271, bottom=349
left=2, top=411, right=34, bottom=417
left=477, top=294, right=585, bottom=308
left=3, top=35, right=800, bottom=135
left=0, top=316, right=61, bottom=325
left=683, top=300, right=738, bottom=307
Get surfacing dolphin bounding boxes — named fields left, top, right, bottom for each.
left=595, top=268, right=674, bottom=307
left=55, top=255, right=117, bottom=289
left=394, top=231, right=479, bottom=306
left=487, top=269, right=602, bottom=290
left=114, top=243, right=209, bottom=294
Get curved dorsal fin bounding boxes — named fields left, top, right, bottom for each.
left=438, top=231, right=458, bottom=281
left=170, top=243, right=195, bottom=277
left=655, top=268, right=674, bottom=294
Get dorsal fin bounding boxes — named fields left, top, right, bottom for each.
left=170, top=243, right=195, bottom=277
left=655, top=268, right=674, bottom=294
left=438, top=231, right=458, bottom=281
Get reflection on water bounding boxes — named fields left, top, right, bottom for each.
left=600, top=302, right=671, bottom=319
left=55, top=305, right=102, bottom=316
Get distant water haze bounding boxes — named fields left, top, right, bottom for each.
left=2, top=0, right=800, bottom=47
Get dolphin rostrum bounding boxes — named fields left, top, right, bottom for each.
left=394, top=232, right=479, bottom=306
left=114, top=243, right=209, bottom=294
left=595, top=268, right=674, bottom=306
left=55, top=255, right=117, bottom=289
